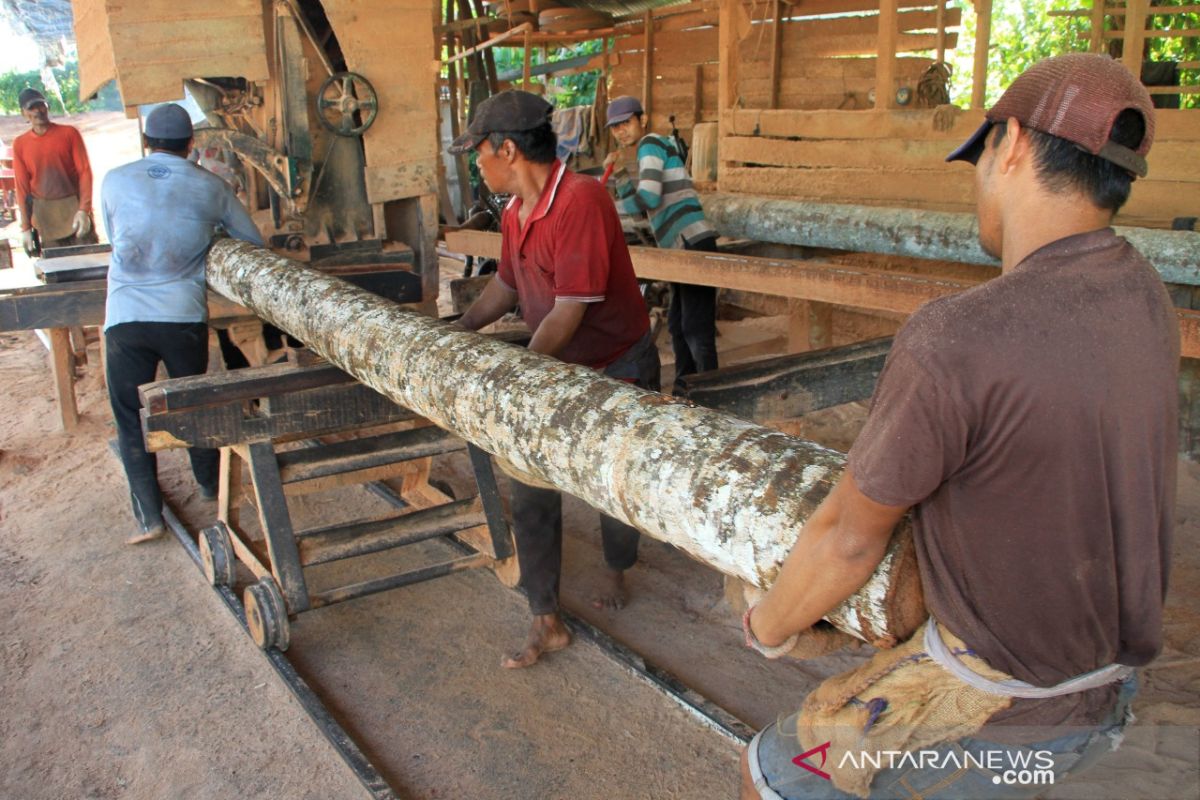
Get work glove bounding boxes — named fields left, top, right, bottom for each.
left=21, top=229, right=36, bottom=257
left=71, top=210, right=92, bottom=238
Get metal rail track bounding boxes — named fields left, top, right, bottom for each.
left=160, top=478, right=754, bottom=799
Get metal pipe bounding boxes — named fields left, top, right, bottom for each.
left=703, top=193, right=1200, bottom=286
left=206, top=239, right=920, bottom=645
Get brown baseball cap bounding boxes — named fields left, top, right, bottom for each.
left=947, top=53, right=1155, bottom=178
left=449, top=90, right=553, bottom=154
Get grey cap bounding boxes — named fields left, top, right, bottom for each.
left=144, top=103, right=194, bottom=139
left=18, top=88, right=46, bottom=111
left=448, top=90, right=553, bottom=154
left=605, top=95, right=643, bottom=127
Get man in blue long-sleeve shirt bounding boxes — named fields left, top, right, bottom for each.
left=102, top=103, right=264, bottom=544
left=605, top=95, right=719, bottom=394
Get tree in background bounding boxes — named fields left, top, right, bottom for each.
left=0, top=61, right=122, bottom=114
left=947, top=0, right=1198, bottom=109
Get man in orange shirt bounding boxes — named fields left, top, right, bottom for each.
left=12, top=88, right=97, bottom=256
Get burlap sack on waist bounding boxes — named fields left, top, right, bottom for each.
left=32, top=195, right=80, bottom=242
left=790, top=620, right=1014, bottom=798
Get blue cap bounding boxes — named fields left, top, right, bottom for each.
left=606, top=95, right=644, bottom=127
left=145, top=103, right=194, bottom=139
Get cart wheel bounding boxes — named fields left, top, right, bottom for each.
left=245, top=577, right=290, bottom=651
left=199, top=523, right=236, bottom=587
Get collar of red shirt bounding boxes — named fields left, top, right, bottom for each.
left=507, top=159, right=567, bottom=248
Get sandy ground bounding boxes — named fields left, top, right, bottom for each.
left=2, top=112, right=1198, bottom=799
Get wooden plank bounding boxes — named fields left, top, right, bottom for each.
left=74, top=0, right=118, bottom=100
left=364, top=158, right=440, bottom=204
left=245, top=441, right=310, bottom=613
left=722, top=135, right=947, bottom=168
left=445, top=230, right=1200, bottom=357
left=1106, top=28, right=1200, bottom=39
left=729, top=107, right=987, bottom=139
left=47, top=328, right=78, bottom=432
left=139, top=362, right=354, bottom=414
left=720, top=165, right=976, bottom=206
left=444, top=229, right=974, bottom=313
left=876, top=0, right=899, bottom=109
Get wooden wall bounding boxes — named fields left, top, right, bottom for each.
left=609, top=0, right=955, bottom=142
left=322, top=0, right=441, bottom=205
left=72, top=0, right=270, bottom=109
left=719, top=106, right=1200, bottom=228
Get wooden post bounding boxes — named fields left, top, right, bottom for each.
left=717, top=0, right=740, bottom=182
left=769, top=0, right=784, bottom=109
left=642, top=11, right=654, bottom=123
left=445, top=0, right=472, bottom=217
left=972, top=0, right=993, bottom=109
left=935, top=0, right=947, bottom=64
left=1089, top=0, right=1106, bottom=54
left=522, top=29, right=532, bottom=88
left=694, top=64, right=704, bottom=122
left=1122, top=0, right=1149, bottom=77
left=875, top=0, right=899, bottom=109
left=419, top=194, right=440, bottom=314
left=788, top=300, right=834, bottom=353
left=48, top=327, right=78, bottom=431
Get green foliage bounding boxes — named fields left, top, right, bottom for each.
left=0, top=61, right=123, bottom=115
left=946, top=0, right=1198, bottom=109
left=492, top=38, right=605, bottom=107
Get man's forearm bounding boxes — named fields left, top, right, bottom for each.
left=527, top=300, right=586, bottom=358
left=750, top=472, right=906, bottom=647
left=458, top=278, right=518, bottom=331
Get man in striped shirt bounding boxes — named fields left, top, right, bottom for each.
left=605, top=95, right=719, bottom=394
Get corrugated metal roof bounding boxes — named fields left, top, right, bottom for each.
left=1, top=0, right=73, bottom=45
left=554, top=0, right=693, bottom=19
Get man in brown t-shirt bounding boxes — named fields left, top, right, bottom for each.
left=738, top=55, right=1177, bottom=800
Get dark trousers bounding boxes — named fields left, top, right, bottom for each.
left=105, top=322, right=218, bottom=530
left=511, top=480, right=641, bottom=615
left=510, top=336, right=659, bottom=615
left=668, top=235, right=719, bottom=393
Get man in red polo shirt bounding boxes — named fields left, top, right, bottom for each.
left=452, top=90, right=660, bottom=668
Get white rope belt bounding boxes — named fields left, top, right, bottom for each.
left=924, top=617, right=1134, bottom=699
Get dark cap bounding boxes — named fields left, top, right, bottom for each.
left=144, top=103, right=194, bottom=139
left=448, top=90, right=553, bottom=154
left=19, top=88, right=47, bottom=111
left=946, top=53, right=1155, bottom=178
left=606, top=95, right=644, bottom=127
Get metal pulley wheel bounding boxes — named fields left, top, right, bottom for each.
left=316, top=71, right=378, bottom=136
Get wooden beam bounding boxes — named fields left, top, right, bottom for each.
left=444, top=229, right=1200, bottom=359
left=681, top=337, right=891, bottom=421
left=876, top=0, right=899, bottom=109
left=972, top=0, right=993, bottom=109
left=1123, top=0, right=1150, bottom=75
left=522, top=28, right=533, bottom=87
left=444, top=22, right=532, bottom=65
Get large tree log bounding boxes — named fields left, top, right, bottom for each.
left=206, top=239, right=924, bottom=646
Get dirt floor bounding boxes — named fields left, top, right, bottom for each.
left=2, top=113, right=1198, bottom=799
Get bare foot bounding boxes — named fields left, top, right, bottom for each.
left=590, top=568, right=629, bottom=611
left=500, top=613, right=571, bottom=669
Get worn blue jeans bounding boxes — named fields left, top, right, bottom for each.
left=748, top=675, right=1138, bottom=800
